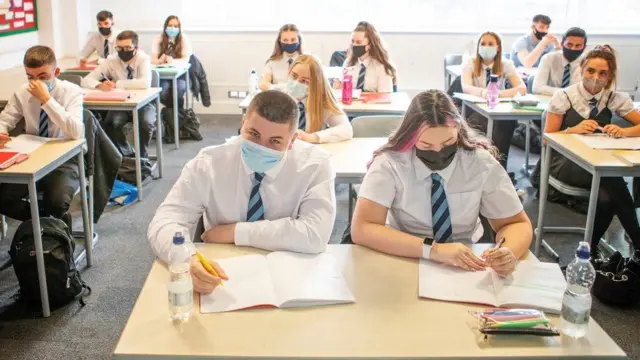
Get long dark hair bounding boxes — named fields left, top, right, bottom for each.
left=159, top=15, right=183, bottom=58
left=267, top=24, right=303, bottom=62
left=347, top=21, right=396, bottom=80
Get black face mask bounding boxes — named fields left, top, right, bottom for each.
left=416, top=143, right=458, bottom=171
left=562, top=47, right=584, bottom=63
left=533, top=29, right=547, bottom=40
left=98, top=27, right=112, bottom=36
left=352, top=45, right=366, bottom=59
left=118, top=49, right=136, bottom=62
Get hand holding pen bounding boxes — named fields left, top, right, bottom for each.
left=481, top=238, right=517, bottom=276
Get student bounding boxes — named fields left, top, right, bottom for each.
left=351, top=90, right=531, bottom=275
left=79, top=10, right=117, bottom=66
left=259, top=24, right=303, bottom=91
left=462, top=31, right=527, bottom=170
left=0, top=46, right=84, bottom=221
left=533, top=27, right=587, bottom=96
left=148, top=90, right=336, bottom=293
left=546, top=45, right=640, bottom=257
left=510, top=14, right=560, bottom=69
left=338, top=21, right=395, bottom=93
left=82, top=30, right=155, bottom=159
left=151, top=15, right=192, bottom=108
left=287, top=54, right=353, bottom=143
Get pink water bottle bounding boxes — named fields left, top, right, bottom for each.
left=342, top=75, right=353, bottom=105
left=486, top=74, right=500, bottom=109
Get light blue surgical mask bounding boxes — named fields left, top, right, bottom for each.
left=478, top=46, right=498, bottom=61
left=39, top=79, right=55, bottom=91
left=287, top=79, right=308, bottom=100
left=165, top=27, right=180, bottom=38
left=241, top=138, right=285, bottom=174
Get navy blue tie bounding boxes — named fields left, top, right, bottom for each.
left=485, top=68, right=492, bottom=87
left=39, top=109, right=49, bottom=138
left=288, top=58, right=293, bottom=67
left=247, top=173, right=265, bottom=222
left=104, top=39, right=109, bottom=58
left=431, top=173, right=452, bottom=243
left=356, top=63, right=366, bottom=91
left=126, top=65, right=134, bottom=80
left=298, top=102, right=306, bottom=131
left=589, top=98, right=599, bottom=119
left=561, top=64, right=571, bottom=88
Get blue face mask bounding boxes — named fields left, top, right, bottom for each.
left=165, top=27, right=180, bottom=38
left=280, top=42, right=299, bottom=54
left=478, top=46, right=498, bottom=61
left=241, top=138, right=285, bottom=174
left=287, top=79, right=308, bottom=100
left=39, top=79, right=55, bottom=91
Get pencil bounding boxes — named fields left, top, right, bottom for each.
left=195, top=250, right=224, bottom=286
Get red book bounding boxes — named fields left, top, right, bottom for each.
left=0, top=152, right=29, bottom=170
left=360, top=93, right=393, bottom=104
left=83, top=91, right=131, bottom=102
left=67, top=65, right=98, bottom=71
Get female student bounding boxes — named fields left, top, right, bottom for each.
left=351, top=90, right=532, bottom=275
left=151, top=15, right=192, bottom=108
left=462, top=31, right=527, bottom=169
left=546, top=45, right=640, bottom=257
left=259, top=24, right=303, bottom=91
left=338, top=21, right=396, bottom=93
left=287, top=54, right=353, bottom=143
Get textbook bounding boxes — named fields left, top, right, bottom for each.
left=419, top=259, right=566, bottom=313
left=67, top=64, right=97, bottom=70
left=0, top=151, right=27, bottom=170
left=200, top=252, right=355, bottom=313
left=360, top=92, right=392, bottom=104
left=83, top=91, right=132, bottom=102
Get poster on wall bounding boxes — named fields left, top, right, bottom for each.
left=0, top=0, right=37, bottom=37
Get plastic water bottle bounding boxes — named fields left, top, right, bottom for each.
left=248, top=68, right=259, bottom=95
left=560, top=241, right=596, bottom=338
left=167, top=232, right=193, bottom=321
left=486, top=74, right=500, bottom=109
left=342, top=74, right=353, bottom=105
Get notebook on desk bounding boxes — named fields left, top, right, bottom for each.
left=83, top=91, right=132, bottom=102
left=67, top=64, right=97, bottom=70
left=360, top=92, right=392, bottom=104
left=575, top=134, right=640, bottom=150
left=613, top=150, right=640, bottom=165
left=200, top=252, right=355, bottom=313
left=0, top=151, right=28, bottom=169
left=0, top=134, right=51, bottom=169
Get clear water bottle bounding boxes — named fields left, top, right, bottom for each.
left=249, top=68, right=259, bottom=95
left=560, top=241, right=596, bottom=338
left=168, top=232, right=193, bottom=321
left=486, top=74, right=500, bottom=109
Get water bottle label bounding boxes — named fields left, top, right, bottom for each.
left=169, top=290, right=193, bottom=307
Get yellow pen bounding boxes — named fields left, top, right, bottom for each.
left=195, top=250, right=224, bottom=286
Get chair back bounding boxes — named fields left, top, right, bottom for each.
left=526, top=75, right=535, bottom=93
left=351, top=116, right=402, bottom=138
left=443, top=53, right=463, bottom=67
left=151, top=69, right=160, bottom=88
left=57, top=73, right=82, bottom=86
left=329, top=50, right=347, bottom=67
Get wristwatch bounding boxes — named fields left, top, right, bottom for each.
left=422, top=237, right=434, bottom=259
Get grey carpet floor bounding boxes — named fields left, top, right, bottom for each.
left=0, top=114, right=638, bottom=359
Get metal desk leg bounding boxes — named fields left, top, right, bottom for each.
left=348, top=184, right=354, bottom=220
left=534, top=143, right=552, bottom=257
left=173, top=77, right=180, bottom=149
left=486, top=116, right=494, bottom=139
left=77, top=153, right=92, bottom=267
left=185, top=71, right=190, bottom=109
left=524, top=120, right=531, bottom=173
left=156, top=97, right=163, bottom=179
left=461, top=103, right=466, bottom=119
left=132, top=109, right=143, bottom=201
left=584, top=172, right=601, bottom=245
left=28, top=179, right=50, bottom=317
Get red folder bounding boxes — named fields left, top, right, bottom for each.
left=83, top=91, right=131, bottom=102
left=360, top=93, right=393, bottom=104
left=0, top=152, right=29, bottom=170
left=67, top=65, right=97, bottom=70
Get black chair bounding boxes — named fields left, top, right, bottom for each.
left=329, top=50, right=346, bottom=67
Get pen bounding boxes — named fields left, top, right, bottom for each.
left=489, top=318, right=548, bottom=329
left=195, top=250, right=224, bottom=286
left=493, top=237, right=506, bottom=250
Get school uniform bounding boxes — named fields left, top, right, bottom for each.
left=342, top=57, right=393, bottom=93
left=510, top=33, right=555, bottom=68
left=533, top=51, right=582, bottom=96
left=82, top=51, right=156, bottom=158
left=358, top=148, right=522, bottom=242
left=263, top=53, right=299, bottom=87
left=0, top=79, right=84, bottom=220
left=80, top=29, right=118, bottom=64
left=147, top=136, right=336, bottom=262
left=296, top=101, right=353, bottom=143
left=152, top=33, right=193, bottom=108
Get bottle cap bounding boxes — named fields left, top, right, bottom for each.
left=576, top=241, right=590, bottom=260
left=173, top=232, right=185, bottom=245
left=489, top=74, right=499, bottom=82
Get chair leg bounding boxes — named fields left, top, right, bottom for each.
left=0, top=215, right=6, bottom=240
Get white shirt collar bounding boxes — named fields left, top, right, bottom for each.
left=358, top=56, right=371, bottom=67
left=411, top=149, right=458, bottom=185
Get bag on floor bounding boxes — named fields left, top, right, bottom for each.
left=511, top=123, right=541, bottom=154
left=9, top=217, right=91, bottom=310
left=117, top=157, right=153, bottom=185
left=592, top=251, right=640, bottom=306
left=161, top=107, right=203, bottom=144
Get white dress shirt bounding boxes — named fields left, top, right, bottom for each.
left=147, top=136, right=337, bottom=263
left=462, top=58, right=518, bottom=97
left=81, top=51, right=152, bottom=90
left=342, top=57, right=393, bottom=93
left=547, top=82, right=634, bottom=119
left=0, top=79, right=84, bottom=140
left=358, top=148, right=522, bottom=242
left=151, top=33, right=193, bottom=67
left=263, top=53, right=299, bottom=86
left=308, top=105, right=353, bottom=143
left=533, top=51, right=583, bottom=96
left=79, top=30, right=118, bottom=64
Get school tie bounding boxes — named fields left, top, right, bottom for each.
left=589, top=98, right=599, bottom=119
left=431, top=173, right=452, bottom=243
left=247, top=172, right=265, bottom=222
left=103, top=39, right=109, bottom=58
left=356, top=63, right=366, bottom=91
left=167, top=42, right=175, bottom=57
left=126, top=65, right=134, bottom=80
left=39, top=109, right=49, bottom=138
left=298, top=101, right=306, bottom=130
left=288, top=58, right=293, bottom=67
left=485, top=68, right=492, bottom=87
left=561, top=64, right=571, bottom=88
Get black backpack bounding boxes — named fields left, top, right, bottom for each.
left=161, top=107, right=203, bottom=144
left=9, top=217, right=91, bottom=310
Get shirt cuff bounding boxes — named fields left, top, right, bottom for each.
left=234, top=222, right=251, bottom=246
left=422, top=244, right=433, bottom=259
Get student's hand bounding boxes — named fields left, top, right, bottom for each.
left=87, top=59, right=99, bottom=65
left=570, top=119, right=599, bottom=134
left=541, top=34, right=557, bottom=47
left=159, top=54, right=167, bottom=64
left=481, top=247, right=517, bottom=276
left=0, top=132, right=11, bottom=148
left=96, top=81, right=116, bottom=91
left=165, top=55, right=173, bottom=64
left=332, top=79, right=342, bottom=89
left=603, top=124, right=624, bottom=138
left=79, top=58, right=88, bottom=66
left=201, top=223, right=236, bottom=244
left=28, top=80, right=51, bottom=104
left=296, top=130, right=320, bottom=144
left=189, top=255, right=228, bottom=294
left=430, top=243, right=486, bottom=271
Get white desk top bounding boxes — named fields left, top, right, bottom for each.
left=0, top=139, right=84, bottom=176
left=82, top=88, right=162, bottom=108
left=319, top=138, right=387, bottom=180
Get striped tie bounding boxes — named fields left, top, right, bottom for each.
left=431, top=173, right=452, bottom=243
left=561, top=64, right=571, bottom=88
left=104, top=39, right=109, bottom=58
left=589, top=98, right=599, bottom=119
left=39, top=109, right=49, bottom=138
left=485, top=68, right=492, bottom=87
left=247, top=173, right=266, bottom=222
left=126, top=65, right=134, bottom=80
left=298, top=101, right=306, bottom=130
left=356, top=63, right=366, bottom=91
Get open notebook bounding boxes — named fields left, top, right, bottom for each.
left=200, top=252, right=355, bottom=313
left=419, top=259, right=566, bottom=313
left=0, top=135, right=51, bottom=169
left=575, top=134, right=640, bottom=150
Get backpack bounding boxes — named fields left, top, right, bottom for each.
left=161, top=107, right=203, bottom=144
left=117, top=157, right=154, bottom=185
left=9, top=217, right=91, bottom=310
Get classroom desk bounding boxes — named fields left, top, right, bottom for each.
left=0, top=139, right=91, bottom=317
left=114, top=244, right=625, bottom=359
left=83, top=88, right=163, bottom=201
left=154, top=64, right=191, bottom=149
left=445, top=65, right=539, bottom=89
left=535, top=132, right=640, bottom=258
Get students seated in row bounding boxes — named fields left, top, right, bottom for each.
left=533, top=27, right=587, bottom=96
left=462, top=31, right=527, bottom=170
left=151, top=15, right=192, bottom=108
left=287, top=54, right=353, bottom=144
left=546, top=45, right=640, bottom=257
left=148, top=91, right=336, bottom=293
left=259, top=24, right=303, bottom=91
left=79, top=10, right=117, bottom=66
left=82, top=30, right=155, bottom=159
left=510, top=14, right=560, bottom=69
left=0, top=46, right=84, bottom=222
left=351, top=90, right=531, bottom=275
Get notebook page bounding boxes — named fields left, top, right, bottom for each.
left=493, top=261, right=565, bottom=313
left=0, top=134, right=50, bottom=154
left=266, top=252, right=355, bottom=308
left=200, top=254, right=278, bottom=313
left=575, top=134, right=640, bottom=150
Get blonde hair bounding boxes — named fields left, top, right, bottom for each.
left=473, top=31, right=504, bottom=77
left=288, top=54, right=342, bottom=133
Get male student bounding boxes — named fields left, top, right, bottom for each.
left=0, top=46, right=84, bottom=221
left=533, top=27, right=587, bottom=96
left=510, top=14, right=560, bottom=68
left=79, top=10, right=117, bottom=66
left=82, top=30, right=155, bottom=159
left=148, top=90, right=336, bottom=294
